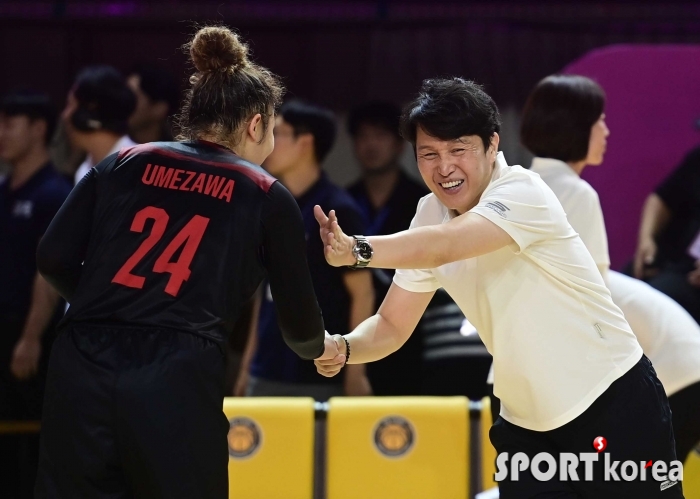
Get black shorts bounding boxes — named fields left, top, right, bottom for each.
left=35, top=324, right=230, bottom=499
left=668, top=380, right=700, bottom=464
left=490, top=355, right=684, bottom=499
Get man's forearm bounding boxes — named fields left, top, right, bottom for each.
left=365, top=213, right=512, bottom=270
left=639, top=194, right=671, bottom=243
left=348, top=283, right=375, bottom=330
left=344, top=314, right=406, bottom=364
left=367, top=227, right=446, bottom=270
left=21, top=273, right=60, bottom=340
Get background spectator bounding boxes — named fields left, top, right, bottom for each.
left=0, top=90, right=71, bottom=498
left=346, top=101, right=428, bottom=395
left=633, top=145, right=700, bottom=323
left=62, top=65, right=137, bottom=183
left=127, top=62, right=180, bottom=143
left=237, top=100, right=374, bottom=400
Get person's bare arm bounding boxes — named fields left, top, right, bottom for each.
left=314, top=206, right=513, bottom=270
left=315, top=284, right=434, bottom=375
left=233, top=286, right=263, bottom=396
left=10, top=273, right=60, bottom=380
left=341, top=270, right=375, bottom=395
left=634, top=193, right=671, bottom=278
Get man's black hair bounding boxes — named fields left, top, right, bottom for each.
left=72, top=65, right=136, bottom=135
left=279, top=99, right=337, bottom=163
left=520, top=74, right=606, bottom=163
left=129, top=62, right=180, bottom=113
left=347, top=101, right=402, bottom=139
left=0, top=90, right=57, bottom=145
left=400, top=78, right=501, bottom=153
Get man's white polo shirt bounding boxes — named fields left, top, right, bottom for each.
left=394, top=152, right=642, bottom=432
left=532, top=156, right=700, bottom=397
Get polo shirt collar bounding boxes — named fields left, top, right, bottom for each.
left=530, top=157, right=578, bottom=178
left=490, top=151, right=509, bottom=181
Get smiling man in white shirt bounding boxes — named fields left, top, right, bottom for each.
left=524, top=74, right=700, bottom=465
left=314, top=78, right=681, bottom=498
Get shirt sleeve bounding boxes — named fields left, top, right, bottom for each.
left=36, top=164, right=102, bottom=301
left=470, top=174, right=562, bottom=254
left=655, top=147, right=700, bottom=214
left=260, top=181, right=326, bottom=360
left=393, top=196, right=442, bottom=293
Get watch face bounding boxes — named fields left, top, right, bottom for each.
left=357, top=241, right=373, bottom=260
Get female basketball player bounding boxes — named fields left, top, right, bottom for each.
left=35, top=26, right=341, bottom=498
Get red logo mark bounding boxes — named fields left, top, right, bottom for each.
left=645, top=460, right=653, bottom=468
left=593, top=436, right=607, bottom=453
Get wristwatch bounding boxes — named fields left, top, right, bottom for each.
left=349, top=236, right=373, bottom=269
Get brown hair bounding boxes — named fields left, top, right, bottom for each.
left=177, top=26, right=284, bottom=147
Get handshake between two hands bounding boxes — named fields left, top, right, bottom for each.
left=315, top=331, right=348, bottom=377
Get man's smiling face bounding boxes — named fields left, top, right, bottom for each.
left=415, top=127, right=499, bottom=215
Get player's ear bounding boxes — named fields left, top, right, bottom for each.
left=247, top=113, right=263, bottom=142
left=488, top=132, right=500, bottom=162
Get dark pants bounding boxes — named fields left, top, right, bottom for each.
left=488, top=383, right=501, bottom=426
left=646, top=270, right=700, bottom=325
left=669, top=380, right=700, bottom=464
left=490, top=356, right=683, bottom=499
left=36, top=325, right=229, bottom=499
left=0, top=318, right=49, bottom=499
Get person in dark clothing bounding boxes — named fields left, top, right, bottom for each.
left=633, top=145, right=700, bottom=324
left=237, top=100, right=374, bottom=400
left=0, top=91, right=71, bottom=499
left=346, top=102, right=427, bottom=395
left=34, top=26, right=342, bottom=499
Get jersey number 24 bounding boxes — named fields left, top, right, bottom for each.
left=112, top=206, right=209, bottom=297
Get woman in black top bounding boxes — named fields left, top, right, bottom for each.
left=35, top=26, right=342, bottom=499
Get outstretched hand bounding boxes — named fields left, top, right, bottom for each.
left=315, top=331, right=347, bottom=377
left=314, top=206, right=355, bottom=267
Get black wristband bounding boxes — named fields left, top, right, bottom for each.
left=342, top=336, right=351, bottom=365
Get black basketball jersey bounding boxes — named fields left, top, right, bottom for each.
left=37, top=141, right=325, bottom=359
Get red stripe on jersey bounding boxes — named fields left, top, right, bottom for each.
left=118, top=143, right=276, bottom=193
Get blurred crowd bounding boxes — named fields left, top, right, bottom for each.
left=2, top=60, right=700, bottom=498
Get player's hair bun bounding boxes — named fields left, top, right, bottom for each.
left=189, top=26, right=249, bottom=73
